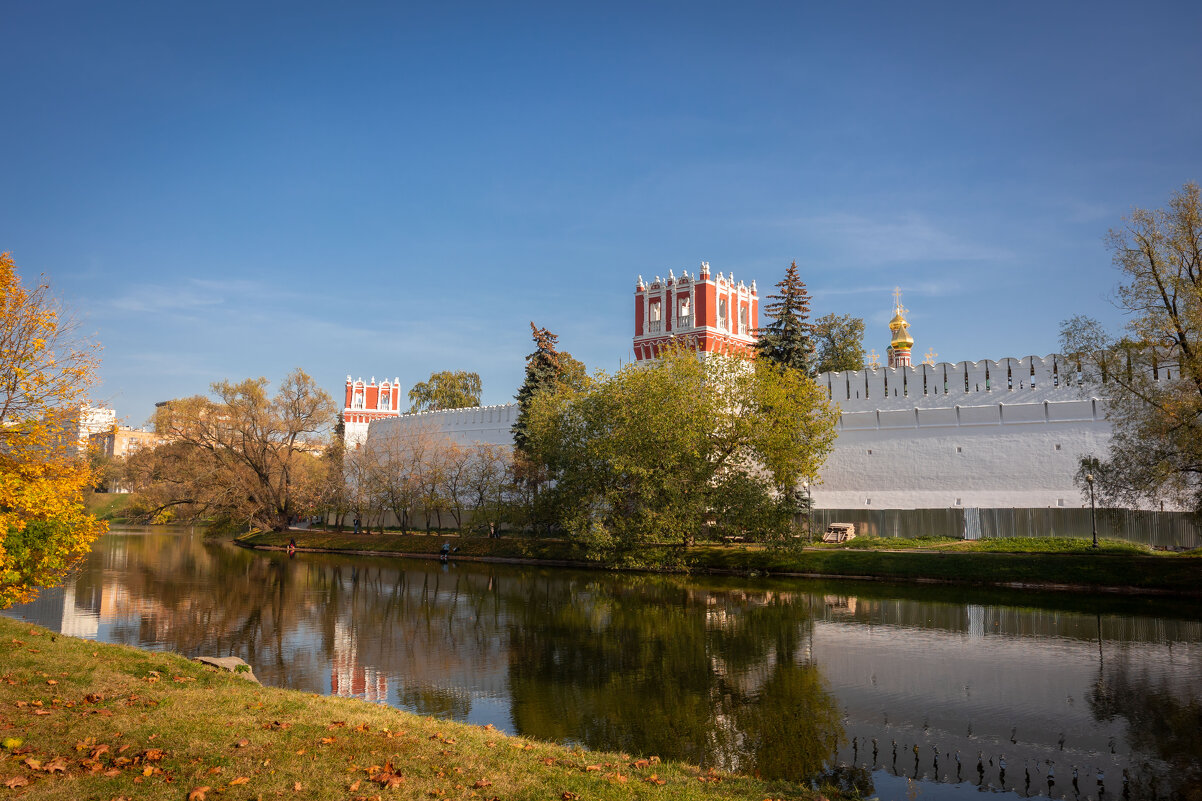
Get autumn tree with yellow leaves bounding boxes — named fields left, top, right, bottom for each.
left=0, top=253, right=106, bottom=608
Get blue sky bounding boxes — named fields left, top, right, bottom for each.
left=2, top=2, right=1200, bottom=424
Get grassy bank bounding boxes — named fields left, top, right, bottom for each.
left=84, top=492, right=133, bottom=523
left=0, top=615, right=829, bottom=800
left=240, top=530, right=1202, bottom=596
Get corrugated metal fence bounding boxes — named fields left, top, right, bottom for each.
left=805, top=507, right=1201, bottom=549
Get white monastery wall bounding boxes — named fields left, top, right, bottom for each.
left=367, top=403, right=518, bottom=449
left=363, top=355, right=1124, bottom=511
left=815, top=398, right=1110, bottom=510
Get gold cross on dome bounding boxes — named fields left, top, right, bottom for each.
left=922, top=348, right=938, bottom=366
left=868, top=348, right=880, bottom=368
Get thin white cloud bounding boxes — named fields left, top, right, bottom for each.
left=789, top=212, right=1012, bottom=265
left=816, top=280, right=962, bottom=298
left=104, top=277, right=301, bottom=315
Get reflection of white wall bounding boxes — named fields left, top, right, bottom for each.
left=812, top=618, right=1202, bottom=777
left=59, top=582, right=98, bottom=639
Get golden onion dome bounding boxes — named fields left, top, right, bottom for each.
left=888, top=290, right=914, bottom=350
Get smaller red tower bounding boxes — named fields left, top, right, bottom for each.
left=341, top=376, right=401, bottom=447
left=632, top=262, right=758, bottom=361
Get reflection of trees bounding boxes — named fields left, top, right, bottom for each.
left=505, top=575, right=843, bottom=784
left=74, top=532, right=304, bottom=659
left=735, top=662, right=841, bottom=781
left=1088, top=655, right=1202, bottom=801
left=399, top=686, right=472, bottom=718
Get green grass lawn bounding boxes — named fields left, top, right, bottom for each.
left=811, top=535, right=1153, bottom=554
left=242, top=529, right=1202, bottom=596
left=83, top=493, right=133, bottom=522
left=0, top=616, right=832, bottom=800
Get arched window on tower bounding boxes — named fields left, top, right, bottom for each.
left=352, top=389, right=364, bottom=409
left=676, top=296, right=691, bottom=328
left=648, top=299, right=663, bottom=333
left=379, top=390, right=391, bottom=411
left=739, top=305, right=748, bottom=335
left=718, top=298, right=728, bottom=331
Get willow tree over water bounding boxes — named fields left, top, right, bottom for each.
left=129, top=369, right=336, bottom=531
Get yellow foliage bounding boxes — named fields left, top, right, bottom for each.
left=0, top=253, right=106, bottom=608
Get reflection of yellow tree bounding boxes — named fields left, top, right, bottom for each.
left=0, top=253, right=105, bottom=608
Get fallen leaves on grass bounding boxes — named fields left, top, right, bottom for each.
left=188, top=786, right=210, bottom=800
left=229, top=776, right=250, bottom=786
left=233, top=738, right=250, bottom=748
left=4, top=776, right=29, bottom=789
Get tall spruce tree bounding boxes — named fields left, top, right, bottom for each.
left=512, top=323, right=566, bottom=454
left=755, top=260, right=815, bottom=374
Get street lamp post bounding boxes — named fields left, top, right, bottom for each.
left=803, top=481, right=814, bottom=544
left=1086, top=473, right=1098, bottom=548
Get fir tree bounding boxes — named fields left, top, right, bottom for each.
left=755, top=260, right=815, bottom=374
left=512, top=322, right=565, bottom=455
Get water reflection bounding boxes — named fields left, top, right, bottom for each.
left=6, top=528, right=1201, bottom=801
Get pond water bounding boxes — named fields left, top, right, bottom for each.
left=6, top=528, right=1201, bottom=800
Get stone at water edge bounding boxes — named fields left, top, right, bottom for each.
left=193, top=656, right=260, bottom=684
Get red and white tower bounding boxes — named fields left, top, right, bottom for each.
left=632, top=262, right=759, bottom=361
left=341, top=376, right=401, bottom=448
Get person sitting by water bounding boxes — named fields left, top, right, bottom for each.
left=440, top=541, right=451, bottom=561
left=287, top=538, right=297, bottom=556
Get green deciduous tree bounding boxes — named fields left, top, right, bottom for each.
left=1060, top=182, right=1202, bottom=512
left=0, top=253, right=106, bottom=608
left=813, top=313, right=866, bottom=374
left=524, top=346, right=837, bottom=555
left=755, top=260, right=815, bottom=375
left=131, top=369, right=337, bottom=531
left=407, top=370, right=482, bottom=412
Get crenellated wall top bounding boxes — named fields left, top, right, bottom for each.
left=818, top=354, right=1114, bottom=412
left=387, top=403, right=518, bottom=420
